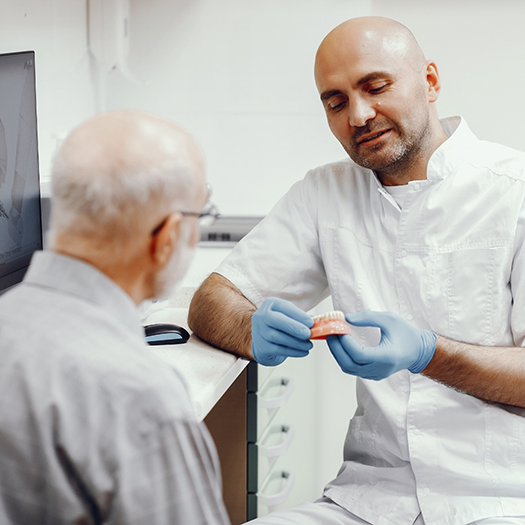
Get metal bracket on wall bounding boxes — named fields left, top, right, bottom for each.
left=87, top=0, right=148, bottom=110
left=200, top=215, right=264, bottom=246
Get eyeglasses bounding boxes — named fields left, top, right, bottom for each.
left=151, top=201, right=220, bottom=237
left=181, top=202, right=220, bottom=228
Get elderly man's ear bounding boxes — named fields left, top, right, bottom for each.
left=150, top=212, right=182, bottom=267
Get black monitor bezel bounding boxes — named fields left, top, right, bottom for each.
left=0, top=50, right=42, bottom=295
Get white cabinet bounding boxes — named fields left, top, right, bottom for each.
left=248, top=330, right=342, bottom=518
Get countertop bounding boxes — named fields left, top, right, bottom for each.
left=144, top=304, right=249, bottom=421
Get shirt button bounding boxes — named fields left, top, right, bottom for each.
left=412, top=427, right=420, bottom=435
left=413, top=183, right=421, bottom=191
left=420, top=487, right=430, bottom=496
left=400, top=249, right=407, bottom=257
left=407, top=314, right=414, bottom=321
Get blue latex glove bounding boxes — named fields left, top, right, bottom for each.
left=251, top=297, right=314, bottom=366
left=326, top=310, right=436, bottom=380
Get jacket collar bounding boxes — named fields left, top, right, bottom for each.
left=23, top=250, right=144, bottom=339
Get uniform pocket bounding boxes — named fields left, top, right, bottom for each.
left=484, top=402, right=525, bottom=494
left=424, top=245, right=512, bottom=344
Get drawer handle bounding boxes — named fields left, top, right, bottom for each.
left=258, top=471, right=295, bottom=507
left=258, top=377, right=294, bottom=409
left=258, top=425, right=295, bottom=458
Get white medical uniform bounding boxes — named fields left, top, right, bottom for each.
left=216, top=117, right=525, bottom=525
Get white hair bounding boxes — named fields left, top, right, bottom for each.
left=48, top=111, right=201, bottom=262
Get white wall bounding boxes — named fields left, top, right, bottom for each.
left=102, top=0, right=372, bottom=216
left=372, top=0, right=525, bottom=151
left=0, top=0, right=96, bottom=182
left=6, top=1, right=523, bottom=204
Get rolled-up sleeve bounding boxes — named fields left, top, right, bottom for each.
left=216, top=173, right=329, bottom=311
left=511, top=197, right=525, bottom=346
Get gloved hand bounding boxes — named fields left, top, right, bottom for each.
left=251, top=297, right=314, bottom=367
left=326, top=310, right=436, bottom=380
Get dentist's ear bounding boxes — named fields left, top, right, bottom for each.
left=150, top=212, right=182, bottom=267
left=425, top=60, right=442, bottom=103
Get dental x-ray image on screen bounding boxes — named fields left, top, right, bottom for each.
left=0, top=51, right=42, bottom=294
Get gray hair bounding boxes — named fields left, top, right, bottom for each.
left=48, top=111, right=201, bottom=262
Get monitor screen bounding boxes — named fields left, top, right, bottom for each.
left=0, top=51, right=42, bottom=294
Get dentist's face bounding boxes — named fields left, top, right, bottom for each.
left=314, top=22, right=434, bottom=179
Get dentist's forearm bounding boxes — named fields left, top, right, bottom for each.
left=422, top=335, right=525, bottom=408
left=188, top=272, right=255, bottom=360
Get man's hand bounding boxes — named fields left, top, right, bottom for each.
left=251, top=297, right=314, bottom=366
left=326, top=310, right=437, bottom=380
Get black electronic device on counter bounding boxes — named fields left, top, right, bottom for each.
left=144, top=323, right=190, bottom=345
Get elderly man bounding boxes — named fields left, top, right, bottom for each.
left=189, top=16, right=525, bottom=525
left=0, top=110, right=230, bottom=524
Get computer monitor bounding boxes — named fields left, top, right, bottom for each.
left=0, top=51, right=42, bottom=295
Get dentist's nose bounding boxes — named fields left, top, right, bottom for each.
left=348, top=95, right=376, bottom=128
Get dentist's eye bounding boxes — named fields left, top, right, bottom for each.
left=329, top=101, right=345, bottom=112
left=369, top=84, right=387, bottom=94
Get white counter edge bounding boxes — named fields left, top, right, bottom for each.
left=144, top=305, right=249, bottom=421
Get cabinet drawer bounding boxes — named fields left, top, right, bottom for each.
left=257, top=375, right=294, bottom=440
left=257, top=422, right=295, bottom=487
left=258, top=470, right=295, bottom=510
left=254, top=351, right=318, bottom=518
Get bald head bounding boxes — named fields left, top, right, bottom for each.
left=315, top=17, right=426, bottom=85
left=59, top=110, right=205, bottom=191
left=313, top=17, right=446, bottom=184
left=49, top=110, right=206, bottom=261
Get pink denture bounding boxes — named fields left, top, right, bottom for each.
left=310, top=310, right=351, bottom=340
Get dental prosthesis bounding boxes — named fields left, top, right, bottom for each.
left=310, top=310, right=351, bottom=340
